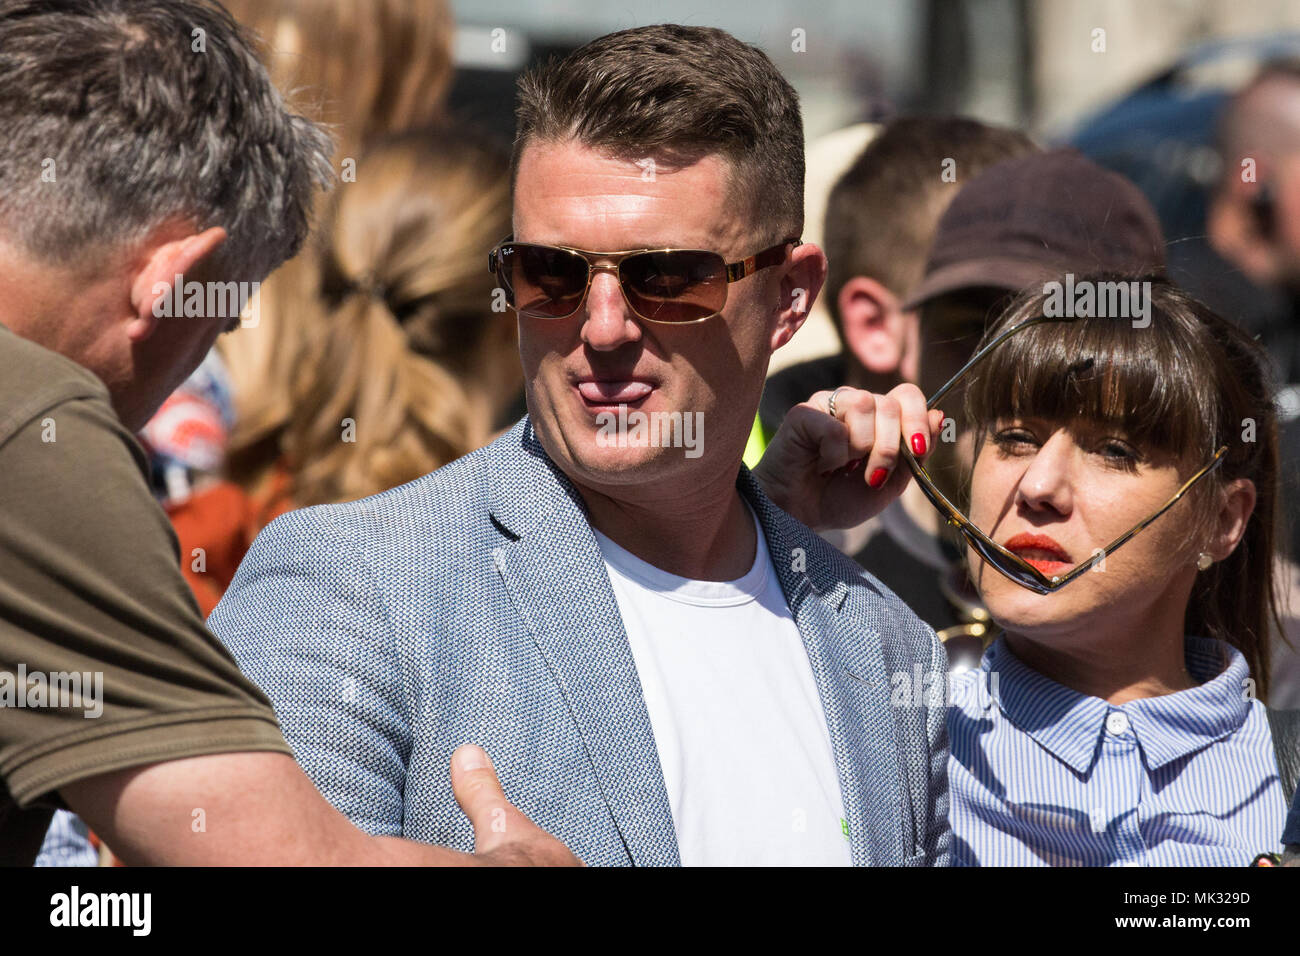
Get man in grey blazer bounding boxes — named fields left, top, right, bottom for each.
left=211, top=23, right=950, bottom=866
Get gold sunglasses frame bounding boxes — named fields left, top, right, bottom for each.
left=898, top=314, right=1229, bottom=595
left=487, top=236, right=801, bottom=324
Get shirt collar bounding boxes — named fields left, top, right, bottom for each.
left=981, top=637, right=1109, bottom=774
left=1124, top=637, right=1250, bottom=769
left=979, top=635, right=1251, bottom=775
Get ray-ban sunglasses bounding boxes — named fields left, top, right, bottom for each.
left=488, top=236, right=801, bottom=324
left=899, top=313, right=1229, bottom=595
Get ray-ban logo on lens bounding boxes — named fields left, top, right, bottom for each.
left=1042, top=274, right=1151, bottom=328
left=595, top=408, right=704, bottom=458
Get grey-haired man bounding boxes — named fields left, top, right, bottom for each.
left=0, top=0, right=574, bottom=866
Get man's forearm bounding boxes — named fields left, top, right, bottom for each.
left=61, top=751, right=433, bottom=866
left=60, top=747, right=581, bottom=866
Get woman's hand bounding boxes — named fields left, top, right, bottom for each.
left=752, top=384, right=943, bottom=532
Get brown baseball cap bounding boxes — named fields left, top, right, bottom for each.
left=902, top=148, right=1166, bottom=310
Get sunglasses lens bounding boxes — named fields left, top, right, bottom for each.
left=621, top=250, right=728, bottom=322
left=905, top=448, right=1053, bottom=592
left=968, top=535, right=1048, bottom=591
left=497, top=244, right=589, bottom=318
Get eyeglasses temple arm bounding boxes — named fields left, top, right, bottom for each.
left=725, top=238, right=802, bottom=282
left=905, top=308, right=1227, bottom=595
left=900, top=444, right=1055, bottom=589
left=1049, top=445, right=1230, bottom=588
left=925, top=315, right=1055, bottom=410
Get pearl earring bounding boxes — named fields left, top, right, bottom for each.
left=1197, top=552, right=1213, bottom=571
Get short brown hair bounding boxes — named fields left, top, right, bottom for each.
left=823, top=117, right=1036, bottom=335
left=512, top=24, right=804, bottom=244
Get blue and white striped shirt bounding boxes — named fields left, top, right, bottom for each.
left=35, top=810, right=98, bottom=867
left=948, top=636, right=1287, bottom=866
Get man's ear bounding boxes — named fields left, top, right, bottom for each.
left=837, top=276, right=910, bottom=376
left=1211, top=477, right=1257, bottom=561
left=771, top=242, right=827, bottom=352
left=126, top=227, right=229, bottom=343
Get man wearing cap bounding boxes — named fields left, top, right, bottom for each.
left=758, top=117, right=1036, bottom=633
left=899, top=147, right=1166, bottom=399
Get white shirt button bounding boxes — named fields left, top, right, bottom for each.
left=1106, top=711, right=1130, bottom=735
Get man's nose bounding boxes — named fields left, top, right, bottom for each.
left=580, top=269, right=642, bottom=351
left=1015, top=431, right=1074, bottom=517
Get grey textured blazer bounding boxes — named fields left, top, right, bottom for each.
left=209, top=417, right=951, bottom=865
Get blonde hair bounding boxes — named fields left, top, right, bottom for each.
left=226, top=129, right=516, bottom=507
left=220, top=0, right=454, bottom=163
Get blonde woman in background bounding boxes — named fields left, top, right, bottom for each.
left=172, top=128, right=520, bottom=614
left=137, top=0, right=459, bottom=506
left=220, top=0, right=455, bottom=162
left=216, top=0, right=457, bottom=427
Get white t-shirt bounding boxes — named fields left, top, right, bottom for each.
left=592, top=508, right=852, bottom=866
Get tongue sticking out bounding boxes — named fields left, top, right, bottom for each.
left=578, top=381, right=653, bottom=403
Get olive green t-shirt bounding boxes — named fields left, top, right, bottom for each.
left=0, top=325, right=289, bottom=865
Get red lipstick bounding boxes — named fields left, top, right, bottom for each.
left=1003, top=532, right=1074, bottom=576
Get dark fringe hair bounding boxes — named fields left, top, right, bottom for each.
left=963, top=273, right=1283, bottom=697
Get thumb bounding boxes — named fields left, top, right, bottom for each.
left=928, top=408, right=945, bottom=442
left=451, top=744, right=521, bottom=853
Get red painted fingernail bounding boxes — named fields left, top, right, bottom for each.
left=846, top=458, right=862, bottom=471
left=911, top=433, right=927, bottom=456
left=819, top=469, right=836, bottom=478
left=868, top=468, right=889, bottom=488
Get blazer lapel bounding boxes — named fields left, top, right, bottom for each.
left=483, top=421, right=906, bottom=866
left=488, top=422, right=679, bottom=866
left=741, top=471, right=908, bottom=866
